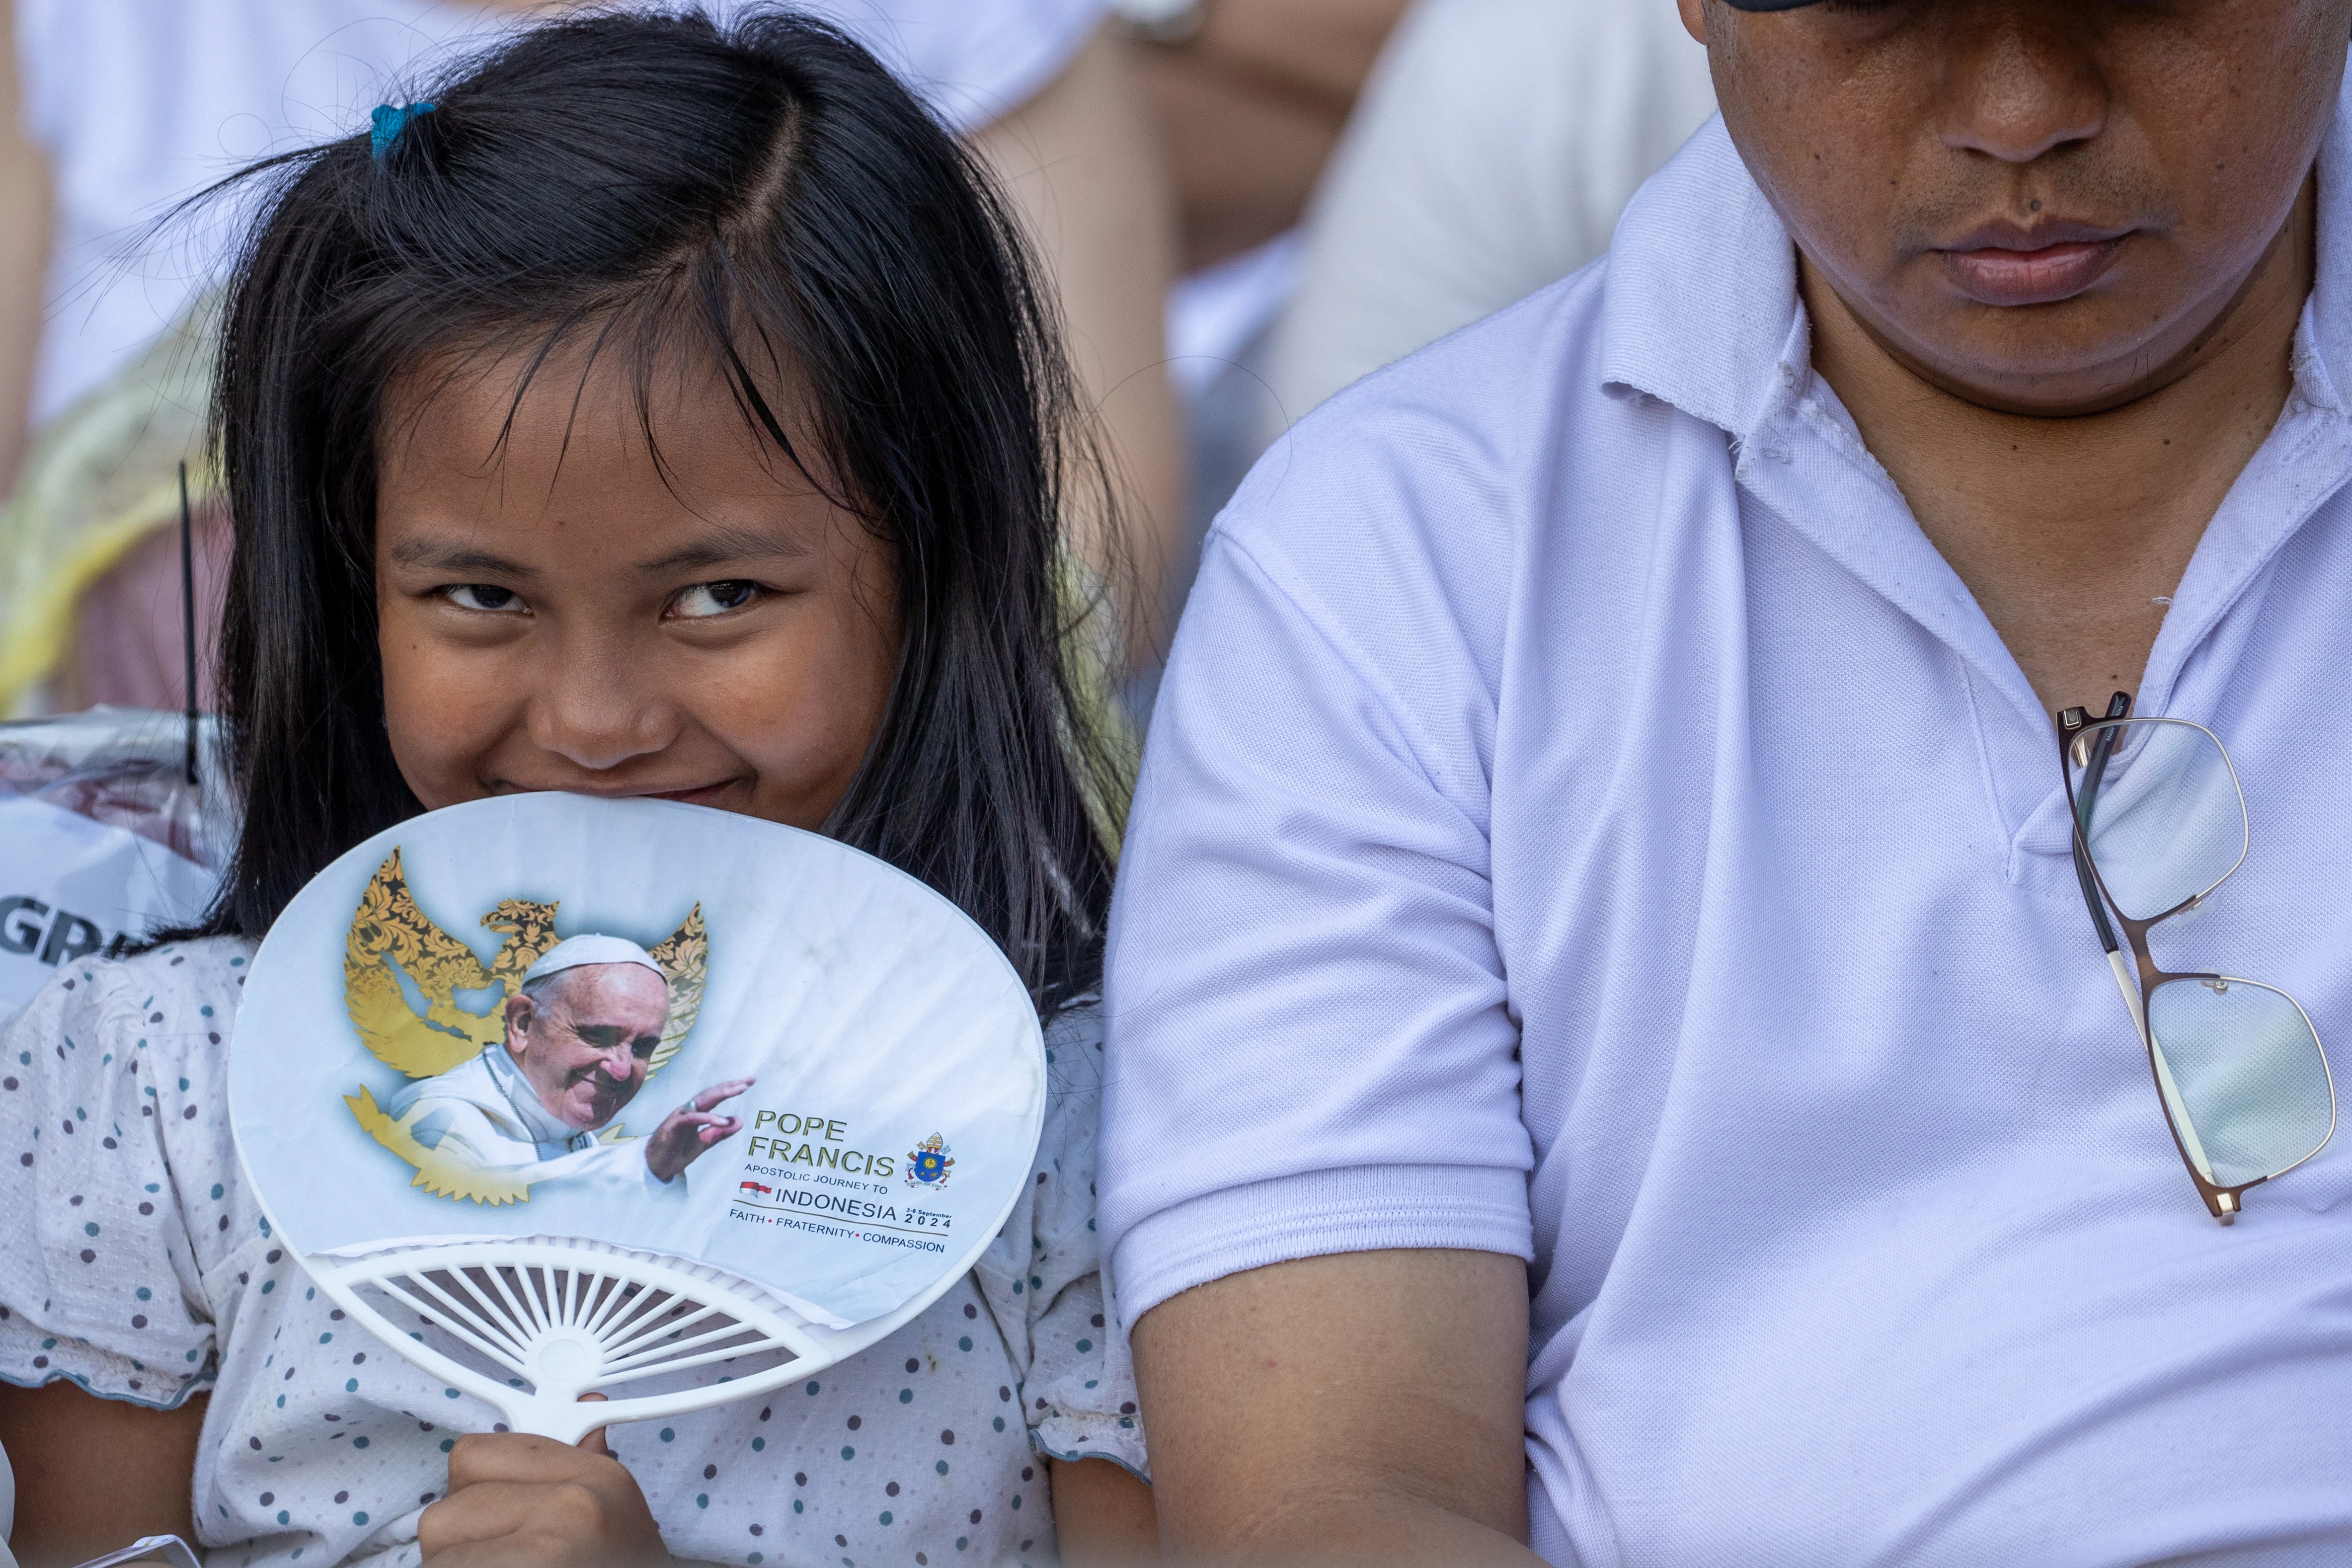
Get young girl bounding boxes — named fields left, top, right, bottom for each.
left=0, top=9, right=1154, bottom=1563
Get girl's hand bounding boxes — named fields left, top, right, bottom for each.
left=419, top=1416, right=672, bottom=1566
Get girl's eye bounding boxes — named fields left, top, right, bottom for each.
left=668, top=581, right=762, bottom=619
left=443, top=584, right=523, bottom=612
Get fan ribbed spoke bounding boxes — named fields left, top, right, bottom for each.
left=481, top=1264, right=546, bottom=1340
left=581, top=1272, right=636, bottom=1338
left=414, top=1269, right=528, bottom=1359
left=528, top=1268, right=566, bottom=1333
left=374, top=1277, right=531, bottom=1376
left=600, top=1318, right=763, bottom=1374
left=602, top=1301, right=727, bottom=1363
left=408, top=1270, right=532, bottom=1363
left=594, top=1338, right=798, bottom=1390
left=513, top=1267, right=556, bottom=1336
left=460, top=1269, right=527, bottom=1343
left=597, top=1297, right=672, bottom=1356
left=629, top=1292, right=700, bottom=1346
left=596, top=1283, right=668, bottom=1343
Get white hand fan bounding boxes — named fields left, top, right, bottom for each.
left=228, top=793, right=1044, bottom=1444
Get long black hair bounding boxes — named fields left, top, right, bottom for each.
left=195, top=6, right=1126, bottom=1014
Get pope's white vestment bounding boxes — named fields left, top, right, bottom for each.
left=386, top=1044, right=684, bottom=1200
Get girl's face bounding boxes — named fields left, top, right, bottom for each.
left=374, top=347, right=899, bottom=829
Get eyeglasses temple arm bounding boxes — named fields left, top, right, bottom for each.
left=2071, top=839, right=2123, bottom=955
left=2060, top=691, right=2135, bottom=958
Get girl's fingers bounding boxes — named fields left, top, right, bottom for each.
left=419, top=1538, right=573, bottom=1568
left=578, top=1391, right=610, bottom=1456
left=444, top=1431, right=615, bottom=1488
left=420, top=1477, right=605, bottom=1552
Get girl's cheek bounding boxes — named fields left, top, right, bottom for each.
left=692, top=664, right=849, bottom=821
left=379, top=615, right=509, bottom=807
left=701, top=618, right=895, bottom=828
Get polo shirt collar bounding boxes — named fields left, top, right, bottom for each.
left=2301, top=70, right=2352, bottom=413
left=1597, top=115, right=1796, bottom=436
left=1599, top=76, right=2352, bottom=442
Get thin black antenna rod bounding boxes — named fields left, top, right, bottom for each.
left=178, top=461, right=199, bottom=789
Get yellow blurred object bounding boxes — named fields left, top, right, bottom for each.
left=0, top=297, right=217, bottom=717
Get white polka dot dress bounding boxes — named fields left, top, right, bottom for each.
left=0, top=938, right=1146, bottom=1566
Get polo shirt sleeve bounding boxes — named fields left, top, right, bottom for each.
left=1101, top=437, right=1536, bottom=1325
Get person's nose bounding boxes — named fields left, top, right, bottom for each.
left=526, top=632, right=682, bottom=774
left=1936, top=7, right=2108, bottom=166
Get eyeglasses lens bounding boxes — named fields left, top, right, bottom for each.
left=2068, top=719, right=2246, bottom=921
left=2146, top=977, right=2331, bottom=1185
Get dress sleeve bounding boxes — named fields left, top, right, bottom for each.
left=0, top=944, right=253, bottom=1407
left=972, top=1004, right=1148, bottom=1479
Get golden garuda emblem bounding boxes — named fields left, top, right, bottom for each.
left=340, top=848, right=708, bottom=1205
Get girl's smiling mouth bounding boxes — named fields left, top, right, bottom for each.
left=487, top=778, right=750, bottom=807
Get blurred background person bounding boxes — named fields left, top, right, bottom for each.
left=0, top=0, right=1182, bottom=717
left=1122, top=0, right=1410, bottom=273
left=1265, top=0, right=1715, bottom=425
left=1119, top=0, right=1714, bottom=712
left=1112, top=0, right=1410, bottom=708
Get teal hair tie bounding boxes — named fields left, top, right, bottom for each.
left=370, top=101, right=437, bottom=161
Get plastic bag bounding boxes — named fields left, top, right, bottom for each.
left=0, top=706, right=232, bottom=1022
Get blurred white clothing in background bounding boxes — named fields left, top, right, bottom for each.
left=1264, top=0, right=1715, bottom=427
left=822, top=0, right=1103, bottom=133
left=13, top=0, right=1105, bottom=429
left=16, top=0, right=481, bottom=425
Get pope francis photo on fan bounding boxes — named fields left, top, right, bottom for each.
left=385, top=934, right=753, bottom=1198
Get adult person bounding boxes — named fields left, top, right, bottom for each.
left=1103, top=2, right=2352, bottom=1563
left=385, top=935, right=752, bottom=1192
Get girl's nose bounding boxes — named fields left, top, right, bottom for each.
left=527, top=645, right=680, bottom=773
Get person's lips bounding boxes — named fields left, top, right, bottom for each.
left=643, top=781, right=739, bottom=806
left=497, top=778, right=745, bottom=806
left=1934, top=219, right=2133, bottom=307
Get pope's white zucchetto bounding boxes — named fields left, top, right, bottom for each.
left=521, top=934, right=666, bottom=987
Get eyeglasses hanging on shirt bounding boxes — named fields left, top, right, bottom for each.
left=2057, top=692, right=2337, bottom=1221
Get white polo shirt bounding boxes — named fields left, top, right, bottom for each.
left=1101, top=83, right=2352, bottom=1568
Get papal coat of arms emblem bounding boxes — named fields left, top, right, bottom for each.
left=905, top=1133, right=955, bottom=1189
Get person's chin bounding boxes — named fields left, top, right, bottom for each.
left=559, top=1100, right=616, bottom=1134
